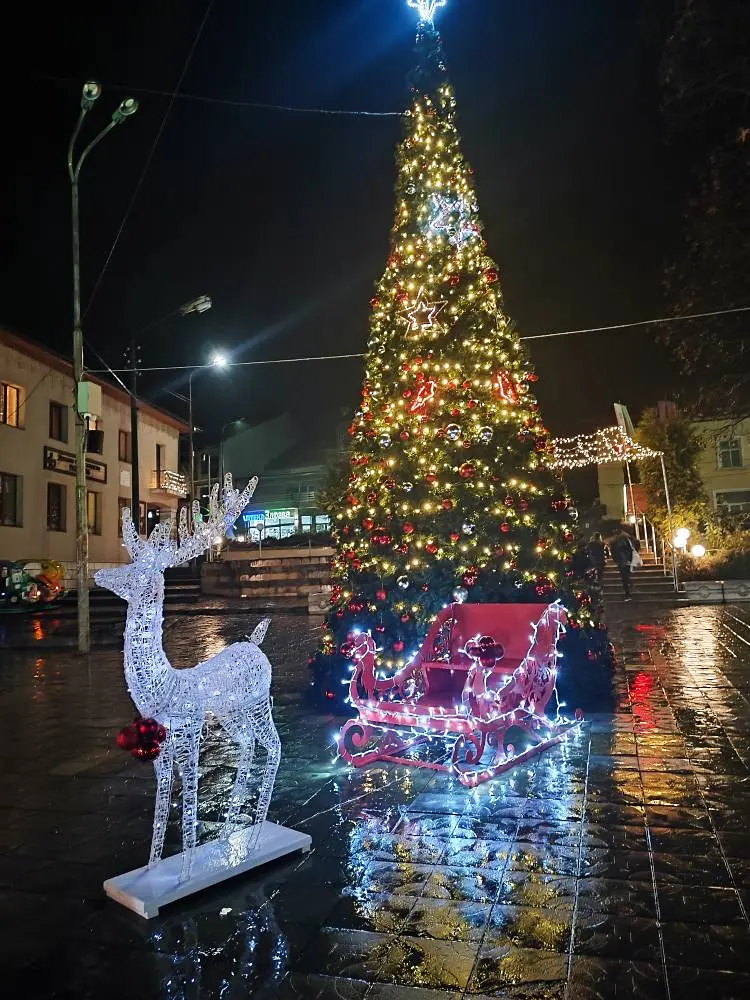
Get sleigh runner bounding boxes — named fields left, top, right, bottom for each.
left=338, top=601, right=582, bottom=787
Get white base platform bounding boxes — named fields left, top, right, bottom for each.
left=104, top=821, right=312, bottom=919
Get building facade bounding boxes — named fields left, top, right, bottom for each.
left=596, top=415, right=750, bottom=519
left=0, top=329, right=189, bottom=583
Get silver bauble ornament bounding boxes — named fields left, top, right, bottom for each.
left=445, top=423, right=461, bottom=442
left=462, top=522, right=475, bottom=535
left=396, top=575, right=410, bottom=591
left=479, top=426, right=493, bottom=443
left=402, top=481, right=414, bottom=493
left=452, top=587, right=469, bottom=604
left=378, top=434, right=392, bottom=448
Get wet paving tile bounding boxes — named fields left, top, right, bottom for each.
left=469, top=943, right=569, bottom=994
left=485, top=903, right=572, bottom=952
left=568, top=957, right=667, bottom=999
left=377, top=935, right=476, bottom=991
left=4, top=606, right=750, bottom=994
left=400, top=895, right=491, bottom=941
left=574, top=914, right=662, bottom=963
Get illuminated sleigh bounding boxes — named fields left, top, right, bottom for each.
left=338, top=601, right=583, bottom=787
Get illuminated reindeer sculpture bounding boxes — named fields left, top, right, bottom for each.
left=96, top=476, right=281, bottom=882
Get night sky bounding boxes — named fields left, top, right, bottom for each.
left=4, top=0, right=678, bottom=466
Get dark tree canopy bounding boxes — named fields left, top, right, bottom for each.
left=657, top=0, right=750, bottom=419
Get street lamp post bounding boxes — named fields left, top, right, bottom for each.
left=126, top=296, right=211, bottom=532
left=189, top=352, right=227, bottom=505
left=68, top=81, right=138, bottom=654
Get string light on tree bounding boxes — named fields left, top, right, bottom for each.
left=312, top=0, right=599, bottom=685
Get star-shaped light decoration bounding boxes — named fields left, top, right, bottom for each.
left=410, top=379, right=437, bottom=412
left=428, top=193, right=479, bottom=249
left=403, top=287, right=447, bottom=334
left=407, top=0, right=448, bottom=23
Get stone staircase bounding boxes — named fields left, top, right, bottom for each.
left=602, top=550, right=679, bottom=607
left=202, top=547, right=333, bottom=610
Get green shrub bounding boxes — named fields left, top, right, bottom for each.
left=679, top=547, right=750, bottom=581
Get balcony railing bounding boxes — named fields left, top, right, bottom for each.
left=150, top=470, right=188, bottom=497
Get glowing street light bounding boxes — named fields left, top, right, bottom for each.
left=673, top=527, right=691, bottom=551
left=211, top=352, right=228, bottom=369
left=690, top=544, right=706, bottom=558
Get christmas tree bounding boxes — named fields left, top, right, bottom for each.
left=314, top=2, right=598, bottom=690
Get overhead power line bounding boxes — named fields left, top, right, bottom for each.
left=86, top=303, right=750, bottom=377
left=35, top=73, right=404, bottom=118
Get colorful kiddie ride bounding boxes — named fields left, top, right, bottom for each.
left=0, top=560, right=66, bottom=610
left=337, top=601, right=583, bottom=787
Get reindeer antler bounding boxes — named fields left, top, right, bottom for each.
left=164, top=474, right=258, bottom=568
left=119, top=475, right=258, bottom=569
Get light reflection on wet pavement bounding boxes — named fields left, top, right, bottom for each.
left=2, top=604, right=750, bottom=998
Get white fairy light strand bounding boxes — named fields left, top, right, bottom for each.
left=548, top=426, right=662, bottom=469
left=95, top=475, right=282, bottom=882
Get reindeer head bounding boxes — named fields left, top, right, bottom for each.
left=96, top=475, right=257, bottom=603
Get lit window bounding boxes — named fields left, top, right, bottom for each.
left=0, top=382, right=23, bottom=428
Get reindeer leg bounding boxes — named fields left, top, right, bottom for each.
left=249, top=698, right=281, bottom=852
left=174, top=722, right=202, bottom=882
left=148, top=733, right=175, bottom=868
left=219, top=716, right=256, bottom=838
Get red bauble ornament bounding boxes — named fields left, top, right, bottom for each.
left=442, top=499, right=454, bottom=510
left=421, top=583, right=430, bottom=592
left=366, top=491, right=378, bottom=504
left=500, top=522, right=511, bottom=533
left=347, top=494, right=360, bottom=507
left=393, top=640, right=405, bottom=653
left=403, top=389, right=413, bottom=399
left=396, top=291, right=409, bottom=303
left=426, top=542, right=439, bottom=555
left=340, top=640, right=355, bottom=658
left=449, top=273, right=460, bottom=287
left=133, top=744, right=161, bottom=761
left=383, top=478, right=397, bottom=490
left=376, top=588, right=387, bottom=601
left=362, top=517, right=375, bottom=531
left=450, top=407, right=460, bottom=417
left=352, top=559, right=362, bottom=570
left=463, top=571, right=479, bottom=588
left=370, top=296, right=381, bottom=308
left=398, top=543, right=410, bottom=555
left=116, top=723, right=139, bottom=752
left=467, top=399, right=478, bottom=409
left=462, top=380, right=472, bottom=390
left=564, top=531, right=575, bottom=542
left=375, top=624, right=386, bottom=633
left=450, top=531, right=461, bottom=542
left=485, top=268, right=499, bottom=283
left=402, top=522, right=415, bottom=535
left=413, top=355, right=423, bottom=365
left=425, top=473, right=437, bottom=483
left=528, top=373, right=539, bottom=382
left=400, top=431, right=410, bottom=440
left=519, top=500, right=529, bottom=511
left=504, top=496, right=515, bottom=507
left=400, top=614, right=410, bottom=623
left=459, top=462, right=476, bottom=479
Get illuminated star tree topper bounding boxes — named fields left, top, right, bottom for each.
left=407, top=0, right=448, bottom=24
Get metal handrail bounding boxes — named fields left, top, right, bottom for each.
left=634, top=511, right=679, bottom=590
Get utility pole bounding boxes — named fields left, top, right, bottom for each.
left=126, top=336, right=141, bottom=531
left=67, top=82, right=138, bottom=653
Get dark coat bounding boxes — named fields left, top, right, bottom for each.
left=610, top=534, right=634, bottom=567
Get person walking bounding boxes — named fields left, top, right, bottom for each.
left=610, top=526, right=639, bottom=602
left=586, top=532, right=607, bottom=584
